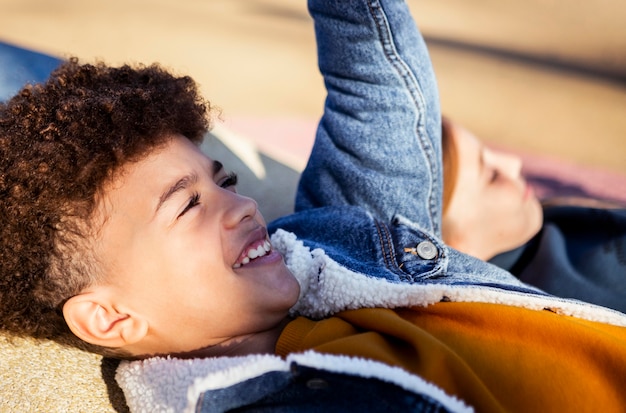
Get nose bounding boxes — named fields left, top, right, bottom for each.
left=485, top=148, right=523, bottom=180
left=222, top=191, right=260, bottom=229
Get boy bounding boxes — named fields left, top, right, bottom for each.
left=3, top=0, right=626, bottom=411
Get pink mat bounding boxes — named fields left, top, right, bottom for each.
left=224, top=116, right=626, bottom=205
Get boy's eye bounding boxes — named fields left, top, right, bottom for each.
left=220, top=172, right=238, bottom=189
left=178, top=193, right=200, bottom=218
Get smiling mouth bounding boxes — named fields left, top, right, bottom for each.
left=233, top=240, right=272, bottom=268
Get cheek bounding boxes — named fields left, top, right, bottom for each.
left=454, top=185, right=515, bottom=231
left=482, top=189, right=520, bottom=226
left=170, top=219, right=223, bottom=260
left=486, top=190, right=541, bottom=241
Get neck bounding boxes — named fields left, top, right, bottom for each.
left=173, top=316, right=293, bottom=359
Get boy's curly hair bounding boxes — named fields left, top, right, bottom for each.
left=0, top=58, right=212, bottom=356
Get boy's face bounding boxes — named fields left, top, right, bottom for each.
left=89, top=134, right=300, bottom=356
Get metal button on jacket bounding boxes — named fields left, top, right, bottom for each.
left=416, top=241, right=438, bottom=260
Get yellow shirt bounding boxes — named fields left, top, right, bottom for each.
left=276, top=302, right=626, bottom=412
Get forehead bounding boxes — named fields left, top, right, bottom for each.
left=451, top=123, right=481, bottom=167
left=97, top=135, right=213, bottom=215
left=113, top=135, right=210, bottom=184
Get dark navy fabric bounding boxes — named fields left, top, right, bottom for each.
left=492, top=205, right=626, bottom=313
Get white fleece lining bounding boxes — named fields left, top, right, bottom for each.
left=116, top=355, right=291, bottom=413
left=271, top=229, right=626, bottom=327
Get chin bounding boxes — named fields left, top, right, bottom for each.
left=286, top=279, right=302, bottom=308
left=489, top=211, right=543, bottom=260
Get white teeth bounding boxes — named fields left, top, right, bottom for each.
left=247, top=244, right=267, bottom=260
left=233, top=240, right=272, bottom=268
left=249, top=245, right=265, bottom=259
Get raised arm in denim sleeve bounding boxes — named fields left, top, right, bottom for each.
left=296, top=0, right=442, bottom=236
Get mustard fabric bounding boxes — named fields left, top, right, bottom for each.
left=276, top=302, right=626, bottom=412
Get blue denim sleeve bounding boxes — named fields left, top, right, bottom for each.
left=296, top=0, right=442, bottom=236
left=0, top=42, right=62, bottom=102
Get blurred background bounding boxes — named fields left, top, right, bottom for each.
left=1, top=0, right=625, bottom=176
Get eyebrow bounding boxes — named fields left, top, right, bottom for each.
left=155, top=160, right=224, bottom=213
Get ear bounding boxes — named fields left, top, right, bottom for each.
left=63, top=290, right=148, bottom=349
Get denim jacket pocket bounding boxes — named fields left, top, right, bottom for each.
left=382, top=218, right=446, bottom=282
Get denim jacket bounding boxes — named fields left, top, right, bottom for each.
left=116, top=0, right=626, bottom=411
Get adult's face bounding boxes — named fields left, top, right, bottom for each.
left=442, top=121, right=543, bottom=260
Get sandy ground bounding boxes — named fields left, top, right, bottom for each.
left=1, top=0, right=625, bottom=173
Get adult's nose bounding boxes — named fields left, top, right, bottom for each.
left=486, top=148, right=523, bottom=180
